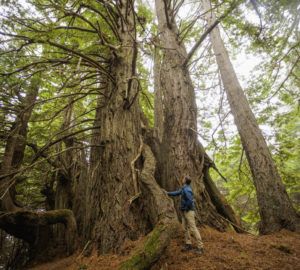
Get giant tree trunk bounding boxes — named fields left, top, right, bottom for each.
left=0, top=78, right=39, bottom=211
left=202, top=0, right=299, bottom=233
left=85, top=0, right=152, bottom=253
left=154, top=0, right=239, bottom=230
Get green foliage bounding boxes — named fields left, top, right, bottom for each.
left=0, top=0, right=116, bottom=209
left=272, top=107, right=300, bottom=210
left=136, top=0, right=153, bottom=35
left=211, top=138, right=260, bottom=232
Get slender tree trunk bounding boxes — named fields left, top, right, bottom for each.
left=55, top=103, right=75, bottom=211
left=53, top=102, right=83, bottom=252
left=202, top=0, right=299, bottom=233
left=154, top=0, right=238, bottom=230
left=0, top=78, right=39, bottom=211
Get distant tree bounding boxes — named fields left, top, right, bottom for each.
left=201, top=0, right=299, bottom=233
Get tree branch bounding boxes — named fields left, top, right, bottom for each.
left=183, top=19, right=222, bottom=67
left=163, top=0, right=172, bottom=29
left=183, top=1, right=240, bottom=67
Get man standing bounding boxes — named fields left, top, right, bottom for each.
left=168, top=177, right=204, bottom=253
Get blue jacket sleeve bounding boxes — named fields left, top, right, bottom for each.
left=168, top=189, right=182, bottom=196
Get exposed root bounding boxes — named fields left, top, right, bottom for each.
left=130, top=135, right=144, bottom=194
left=120, top=145, right=179, bottom=269
left=119, top=220, right=177, bottom=270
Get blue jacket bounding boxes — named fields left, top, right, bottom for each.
left=168, top=185, right=195, bottom=211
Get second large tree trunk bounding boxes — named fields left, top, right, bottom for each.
left=202, top=0, right=299, bottom=233
left=154, top=0, right=239, bottom=230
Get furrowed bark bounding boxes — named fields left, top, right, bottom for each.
left=85, top=0, right=151, bottom=253
left=153, top=46, right=164, bottom=143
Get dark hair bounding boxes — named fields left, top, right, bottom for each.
left=185, top=177, right=192, bottom=185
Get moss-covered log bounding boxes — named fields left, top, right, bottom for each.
left=0, top=209, right=76, bottom=242
left=0, top=209, right=77, bottom=258
left=119, top=145, right=179, bottom=270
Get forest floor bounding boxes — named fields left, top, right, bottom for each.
left=28, top=226, right=300, bottom=270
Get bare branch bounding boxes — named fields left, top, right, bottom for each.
left=269, top=54, right=300, bottom=100
left=183, top=1, right=240, bottom=67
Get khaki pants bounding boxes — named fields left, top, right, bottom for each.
left=182, top=210, right=203, bottom=249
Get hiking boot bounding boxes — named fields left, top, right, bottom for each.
left=195, top=248, right=204, bottom=254
left=181, top=244, right=194, bottom=252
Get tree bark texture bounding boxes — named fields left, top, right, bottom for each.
left=85, top=0, right=152, bottom=253
left=202, top=0, right=299, bottom=233
left=154, top=0, right=234, bottom=230
left=153, top=46, right=164, bottom=143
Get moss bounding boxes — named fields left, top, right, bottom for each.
left=119, top=221, right=177, bottom=270
left=119, top=224, right=165, bottom=270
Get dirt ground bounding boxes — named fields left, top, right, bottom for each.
left=28, top=226, right=300, bottom=270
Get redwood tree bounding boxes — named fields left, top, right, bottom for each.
left=153, top=0, right=242, bottom=230
left=201, top=0, right=299, bottom=233
left=0, top=1, right=180, bottom=266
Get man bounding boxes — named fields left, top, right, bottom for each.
left=168, top=177, right=204, bottom=253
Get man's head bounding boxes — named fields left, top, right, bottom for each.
left=182, top=177, right=192, bottom=186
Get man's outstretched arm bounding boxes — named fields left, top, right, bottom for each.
left=168, top=189, right=182, bottom=196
